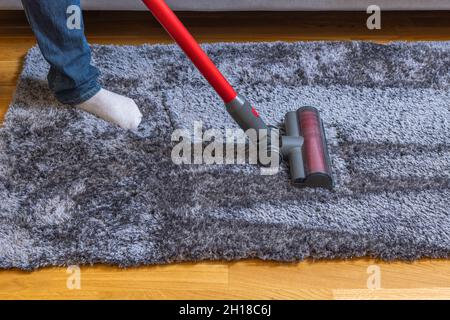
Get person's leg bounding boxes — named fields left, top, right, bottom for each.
left=21, top=0, right=99, bottom=104
left=21, top=0, right=142, bottom=129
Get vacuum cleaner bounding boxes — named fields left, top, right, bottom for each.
left=142, top=0, right=334, bottom=189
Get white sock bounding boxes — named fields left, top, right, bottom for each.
left=76, top=89, right=143, bottom=130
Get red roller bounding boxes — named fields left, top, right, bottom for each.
left=298, top=108, right=328, bottom=175
left=141, top=0, right=237, bottom=103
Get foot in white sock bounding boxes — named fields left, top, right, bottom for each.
left=76, top=89, right=143, bottom=130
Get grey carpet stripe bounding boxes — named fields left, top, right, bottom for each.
left=351, top=152, right=450, bottom=178
left=166, top=85, right=450, bottom=146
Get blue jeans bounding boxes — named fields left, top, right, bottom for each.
left=21, top=0, right=101, bottom=105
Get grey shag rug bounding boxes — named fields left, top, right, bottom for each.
left=1, top=41, right=449, bottom=270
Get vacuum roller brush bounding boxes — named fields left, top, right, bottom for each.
left=281, top=107, right=333, bottom=189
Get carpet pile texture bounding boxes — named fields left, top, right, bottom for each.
left=0, top=42, right=449, bottom=269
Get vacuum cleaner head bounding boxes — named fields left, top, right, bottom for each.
left=281, top=107, right=333, bottom=190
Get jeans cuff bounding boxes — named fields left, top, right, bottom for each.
left=57, top=83, right=102, bottom=106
